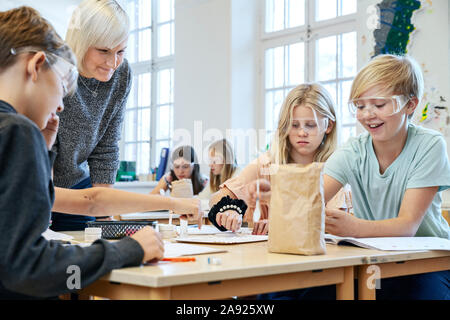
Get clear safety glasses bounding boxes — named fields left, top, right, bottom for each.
left=348, top=95, right=410, bottom=118
left=289, top=108, right=330, bottom=136
left=10, top=47, right=78, bottom=97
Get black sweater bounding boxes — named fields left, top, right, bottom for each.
left=0, top=101, right=143, bottom=299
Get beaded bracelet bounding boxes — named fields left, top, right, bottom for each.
left=208, top=196, right=248, bottom=232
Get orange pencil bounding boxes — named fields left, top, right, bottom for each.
left=162, top=257, right=196, bottom=262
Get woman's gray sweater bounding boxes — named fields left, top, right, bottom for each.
left=52, top=59, right=132, bottom=188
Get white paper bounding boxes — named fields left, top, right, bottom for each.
left=42, top=229, right=74, bottom=241
left=163, top=241, right=226, bottom=257
left=325, top=234, right=450, bottom=251
left=175, top=233, right=268, bottom=245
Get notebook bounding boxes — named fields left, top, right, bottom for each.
left=164, top=241, right=226, bottom=257
left=325, top=234, right=450, bottom=251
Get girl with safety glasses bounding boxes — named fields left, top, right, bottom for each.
left=208, top=83, right=349, bottom=234
left=151, top=145, right=208, bottom=196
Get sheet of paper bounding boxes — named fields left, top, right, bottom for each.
left=325, top=234, right=450, bottom=251
left=164, top=241, right=226, bottom=257
left=175, top=233, right=268, bottom=245
left=42, top=229, right=74, bottom=241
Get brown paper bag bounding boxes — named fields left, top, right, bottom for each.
left=171, top=179, right=194, bottom=198
left=268, top=163, right=326, bottom=255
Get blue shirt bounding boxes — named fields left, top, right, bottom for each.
left=324, top=124, right=450, bottom=239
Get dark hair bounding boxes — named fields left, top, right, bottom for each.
left=0, top=6, right=75, bottom=72
left=170, top=146, right=205, bottom=195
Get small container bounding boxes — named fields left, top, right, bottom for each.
left=158, top=224, right=177, bottom=239
left=85, top=227, right=102, bottom=242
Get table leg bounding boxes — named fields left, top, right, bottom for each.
left=336, top=266, right=354, bottom=300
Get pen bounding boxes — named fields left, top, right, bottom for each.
left=162, top=257, right=196, bottom=262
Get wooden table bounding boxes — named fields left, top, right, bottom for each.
left=355, top=249, right=450, bottom=300
left=66, top=232, right=449, bottom=300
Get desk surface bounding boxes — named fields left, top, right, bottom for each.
left=66, top=232, right=450, bottom=289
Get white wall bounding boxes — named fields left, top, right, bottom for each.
left=0, top=0, right=80, bottom=37
left=174, top=0, right=260, bottom=170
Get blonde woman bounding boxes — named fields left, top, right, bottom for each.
left=198, top=139, right=240, bottom=200
left=51, top=0, right=132, bottom=231
left=209, top=83, right=345, bottom=234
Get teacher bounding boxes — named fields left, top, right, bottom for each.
left=51, top=0, right=132, bottom=231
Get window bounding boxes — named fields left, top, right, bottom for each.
left=122, top=0, right=175, bottom=175
left=263, top=0, right=357, bottom=146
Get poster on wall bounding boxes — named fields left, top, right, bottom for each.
left=371, top=0, right=449, bottom=137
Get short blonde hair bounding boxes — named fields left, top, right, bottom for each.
left=270, top=83, right=337, bottom=164
left=66, top=0, right=129, bottom=73
left=350, top=54, right=424, bottom=102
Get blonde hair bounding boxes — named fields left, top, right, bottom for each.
left=350, top=54, right=424, bottom=118
left=208, top=139, right=238, bottom=193
left=270, top=83, right=337, bottom=164
left=66, top=0, right=129, bottom=74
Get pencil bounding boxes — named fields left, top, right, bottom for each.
left=162, top=257, right=196, bottom=262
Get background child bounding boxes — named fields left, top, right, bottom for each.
left=198, top=139, right=240, bottom=200
left=151, top=145, right=208, bottom=196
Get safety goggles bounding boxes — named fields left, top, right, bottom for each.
left=348, top=95, right=410, bottom=118
left=289, top=108, right=330, bottom=136
left=10, top=47, right=78, bottom=97
left=172, top=162, right=194, bottom=171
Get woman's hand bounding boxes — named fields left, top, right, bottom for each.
left=171, top=198, right=203, bottom=228
left=41, top=113, right=59, bottom=150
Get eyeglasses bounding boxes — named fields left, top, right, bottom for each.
left=348, top=95, right=410, bottom=118
left=290, top=117, right=329, bottom=136
left=173, top=163, right=194, bottom=171
left=10, top=47, right=78, bottom=97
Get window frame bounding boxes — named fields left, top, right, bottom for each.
left=261, top=0, right=358, bottom=146
left=120, top=0, right=175, bottom=174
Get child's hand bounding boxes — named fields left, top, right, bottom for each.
left=171, top=198, right=203, bottom=228
left=41, top=113, right=59, bottom=150
left=131, top=226, right=164, bottom=263
left=216, top=210, right=242, bottom=232
left=252, top=219, right=269, bottom=235
left=325, top=208, right=359, bottom=237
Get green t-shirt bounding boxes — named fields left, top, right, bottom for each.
left=324, top=124, right=450, bottom=239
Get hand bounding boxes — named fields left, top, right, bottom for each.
left=131, top=226, right=164, bottom=263
left=325, top=208, right=359, bottom=237
left=216, top=210, right=242, bottom=232
left=252, top=219, right=268, bottom=235
left=41, top=113, right=59, bottom=150
left=171, top=198, right=203, bottom=228
left=248, top=179, right=272, bottom=207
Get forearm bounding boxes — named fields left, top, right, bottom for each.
left=354, top=216, right=421, bottom=238
left=209, top=187, right=237, bottom=208
left=53, top=187, right=176, bottom=216
left=150, top=179, right=167, bottom=195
